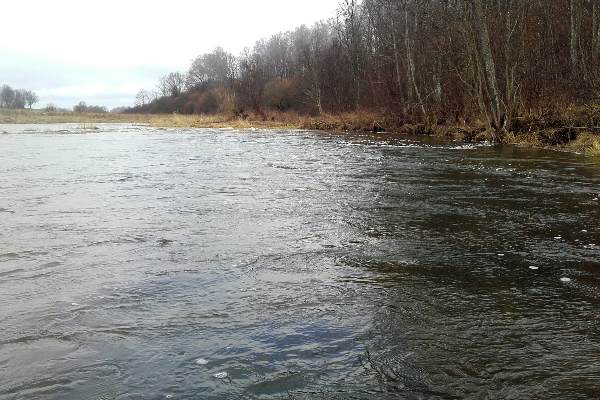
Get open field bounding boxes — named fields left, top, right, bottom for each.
left=0, top=109, right=152, bottom=124
left=0, top=108, right=385, bottom=130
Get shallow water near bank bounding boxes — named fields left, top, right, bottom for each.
left=1, top=124, right=599, bottom=399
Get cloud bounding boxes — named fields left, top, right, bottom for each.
left=0, top=0, right=340, bottom=108
left=0, top=49, right=167, bottom=108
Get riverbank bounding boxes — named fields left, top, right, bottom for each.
left=2, top=108, right=599, bottom=155
left=0, top=109, right=151, bottom=124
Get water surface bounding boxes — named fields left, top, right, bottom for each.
left=1, top=124, right=599, bottom=399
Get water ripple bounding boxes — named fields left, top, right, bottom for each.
left=0, top=125, right=599, bottom=399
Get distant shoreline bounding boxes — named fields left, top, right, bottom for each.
left=1, top=108, right=599, bottom=156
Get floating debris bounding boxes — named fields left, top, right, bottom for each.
left=213, top=372, right=228, bottom=379
left=195, top=358, right=209, bottom=365
left=560, top=277, right=572, bottom=283
left=158, top=238, right=173, bottom=247
left=582, top=229, right=588, bottom=233
left=554, top=236, right=562, bottom=240
left=497, top=253, right=505, bottom=257
left=529, top=266, right=539, bottom=270
left=71, top=302, right=80, bottom=306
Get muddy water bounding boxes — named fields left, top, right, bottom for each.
left=1, top=124, right=599, bottom=399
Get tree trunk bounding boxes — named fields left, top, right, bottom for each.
left=404, top=4, right=427, bottom=123
left=316, top=90, right=323, bottom=115
left=570, top=0, right=580, bottom=74
left=504, top=0, right=521, bottom=128
left=390, top=18, right=404, bottom=98
left=593, top=2, right=600, bottom=67
left=473, top=0, right=503, bottom=137
left=404, top=6, right=414, bottom=101
left=433, top=58, right=442, bottom=104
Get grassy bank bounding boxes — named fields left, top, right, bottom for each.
left=2, top=108, right=599, bottom=156
left=0, top=109, right=152, bottom=124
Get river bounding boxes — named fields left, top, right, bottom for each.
left=1, top=124, right=599, bottom=399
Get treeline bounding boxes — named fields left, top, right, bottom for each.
left=73, top=101, right=108, bottom=113
left=129, top=0, right=600, bottom=138
left=0, top=85, right=39, bottom=109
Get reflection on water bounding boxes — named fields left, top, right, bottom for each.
left=0, top=124, right=599, bottom=399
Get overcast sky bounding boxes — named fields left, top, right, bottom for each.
left=1, top=0, right=340, bottom=109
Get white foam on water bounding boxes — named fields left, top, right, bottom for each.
left=529, top=266, right=539, bottom=270
left=497, top=253, right=505, bottom=257
left=195, top=358, right=209, bottom=365
left=554, top=236, right=562, bottom=240
left=560, top=277, right=572, bottom=283
left=213, top=372, right=228, bottom=379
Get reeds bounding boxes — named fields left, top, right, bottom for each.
left=567, top=132, right=600, bottom=156
left=79, top=123, right=98, bottom=130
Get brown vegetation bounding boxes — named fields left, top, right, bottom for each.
left=0, top=109, right=150, bottom=124
left=120, top=0, right=600, bottom=152
left=2, top=106, right=599, bottom=156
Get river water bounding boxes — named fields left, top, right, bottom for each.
left=1, top=123, right=599, bottom=399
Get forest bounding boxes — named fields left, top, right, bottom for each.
left=0, top=85, right=39, bottom=110
left=128, top=0, right=600, bottom=142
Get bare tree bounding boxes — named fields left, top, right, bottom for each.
left=73, top=101, right=87, bottom=112
left=137, top=0, right=600, bottom=129
left=187, top=47, right=236, bottom=90
left=24, top=90, right=39, bottom=109
left=594, top=1, right=600, bottom=66
left=569, top=0, right=582, bottom=75
left=12, top=90, right=26, bottom=109
left=471, top=0, right=504, bottom=138
left=0, top=85, right=15, bottom=108
left=158, top=72, right=185, bottom=97
left=336, top=0, right=364, bottom=109
left=292, top=23, right=331, bottom=114
left=135, top=89, right=151, bottom=107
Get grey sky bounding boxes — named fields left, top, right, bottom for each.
left=1, top=0, right=340, bottom=109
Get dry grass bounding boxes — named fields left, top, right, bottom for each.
left=143, top=109, right=399, bottom=134
left=3, top=107, right=600, bottom=156
left=0, top=109, right=312, bottom=130
left=566, top=132, right=600, bottom=156
left=0, top=109, right=152, bottom=124
left=300, top=110, right=382, bottom=131
left=147, top=112, right=303, bottom=129
left=146, top=110, right=386, bottom=132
